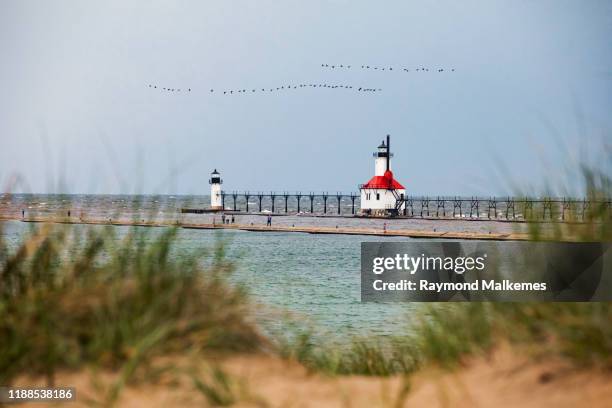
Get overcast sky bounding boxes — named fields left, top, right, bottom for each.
left=1, top=0, right=611, bottom=196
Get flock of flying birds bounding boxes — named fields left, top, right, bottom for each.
left=148, top=85, right=192, bottom=92
left=320, top=64, right=455, bottom=72
left=147, top=83, right=381, bottom=94
left=147, top=63, right=456, bottom=95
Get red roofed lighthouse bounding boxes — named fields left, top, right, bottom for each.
left=359, top=135, right=406, bottom=216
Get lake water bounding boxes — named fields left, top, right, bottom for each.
left=0, top=194, right=528, bottom=340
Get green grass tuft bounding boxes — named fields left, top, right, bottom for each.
left=0, top=222, right=262, bottom=385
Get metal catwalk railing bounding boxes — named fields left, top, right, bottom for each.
left=202, top=192, right=612, bottom=221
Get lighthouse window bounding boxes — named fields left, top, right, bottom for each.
left=376, top=193, right=380, bottom=200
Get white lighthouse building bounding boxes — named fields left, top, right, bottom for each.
left=209, top=169, right=223, bottom=210
left=359, top=135, right=406, bottom=216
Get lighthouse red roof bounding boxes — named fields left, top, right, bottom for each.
left=361, top=170, right=405, bottom=190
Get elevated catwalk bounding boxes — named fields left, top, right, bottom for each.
left=183, top=193, right=611, bottom=222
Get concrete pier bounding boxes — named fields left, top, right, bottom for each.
left=0, top=215, right=530, bottom=241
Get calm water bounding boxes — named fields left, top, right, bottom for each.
left=0, top=220, right=416, bottom=340
left=0, top=194, right=526, bottom=339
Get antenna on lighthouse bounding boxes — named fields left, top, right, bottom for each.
left=386, top=134, right=390, bottom=171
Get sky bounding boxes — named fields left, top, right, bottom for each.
left=1, top=0, right=611, bottom=196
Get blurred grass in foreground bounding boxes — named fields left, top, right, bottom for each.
left=0, top=222, right=262, bottom=397
left=525, top=160, right=612, bottom=242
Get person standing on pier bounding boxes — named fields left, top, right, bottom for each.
left=267, top=214, right=272, bottom=227
left=231, top=215, right=235, bottom=224
left=221, top=213, right=226, bottom=224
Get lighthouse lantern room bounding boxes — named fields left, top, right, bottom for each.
left=359, top=135, right=406, bottom=216
left=209, top=169, right=223, bottom=210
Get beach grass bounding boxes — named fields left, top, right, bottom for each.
left=276, top=299, right=612, bottom=377
left=0, top=221, right=263, bottom=391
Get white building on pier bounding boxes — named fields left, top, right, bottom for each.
left=209, top=169, right=223, bottom=210
left=359, top=135, right=406, bottom=216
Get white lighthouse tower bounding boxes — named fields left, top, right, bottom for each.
left=359, top=135, right=406, bottom=216
left=209, top=169, right=223, bottom=210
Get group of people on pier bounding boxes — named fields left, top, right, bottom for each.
left=215, top=213, right=273, bottom=227
left=220, top=214, right=235, bottom=225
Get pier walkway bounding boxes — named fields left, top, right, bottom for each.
left=1, top=215, right=530, bottom=241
